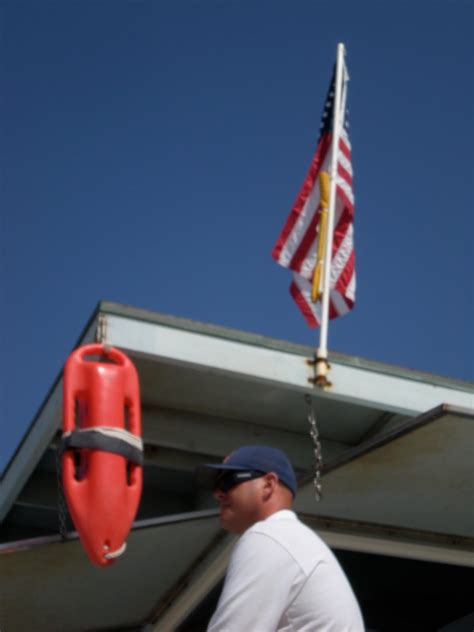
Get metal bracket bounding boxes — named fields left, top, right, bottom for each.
left=306, top=355, right=332, bottom=388
left=96, top=314, right=108, bottom=347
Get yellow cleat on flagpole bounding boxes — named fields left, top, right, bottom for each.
left=311, top=172, right=330, bottom=302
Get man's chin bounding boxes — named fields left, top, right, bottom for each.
left=219, top=508, right=230, bottom=523
left=219, top=509, right=237, bottom=532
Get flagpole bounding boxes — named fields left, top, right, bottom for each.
left=315, top=42, right=346, bottom=385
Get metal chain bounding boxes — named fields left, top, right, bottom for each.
left=305, top=394, right=323, bottom=502
left=55, top=446, right=69, bottom=540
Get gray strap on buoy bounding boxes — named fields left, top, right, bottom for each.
left=59, top=426, right=143, bottom=465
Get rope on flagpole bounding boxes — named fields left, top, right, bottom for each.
left=311, top=171, right=330, bottom=303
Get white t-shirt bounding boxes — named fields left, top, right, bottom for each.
left=208, top=510, right=364, bottom=632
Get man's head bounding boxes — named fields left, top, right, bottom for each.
left=196, top=445, right=297, bottom=534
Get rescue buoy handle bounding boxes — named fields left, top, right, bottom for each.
left=126, top=399, right=141, bottom=436
left=77, top=343, right=128, bottom=366
left=103, top=542, right=127, bottom=560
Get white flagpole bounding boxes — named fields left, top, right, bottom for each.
left=315, top=43, right=346, bottom=385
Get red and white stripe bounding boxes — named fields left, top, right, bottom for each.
left=272, top=79, right=355, bottom=328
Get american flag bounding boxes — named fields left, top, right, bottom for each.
left=272, top=61, right=355, bottom=328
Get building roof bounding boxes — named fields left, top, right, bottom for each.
left=1, top=301, right=473, bottom=630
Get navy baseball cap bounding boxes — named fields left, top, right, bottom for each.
left=196, top=445, right=297, bottom=496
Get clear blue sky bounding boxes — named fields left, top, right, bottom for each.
left=2, top=0, right=473, bottom=473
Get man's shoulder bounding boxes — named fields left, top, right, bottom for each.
left=249, top=510, right=313, bottom=538
left=241, top=510, right=301, bottom=547
left=243, top=510, right=329, bottom=571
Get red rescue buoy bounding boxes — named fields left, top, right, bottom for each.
left=61, top=343, right=143, bottom=566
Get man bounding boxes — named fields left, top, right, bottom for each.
left=196, top=445, right=364, bottom=631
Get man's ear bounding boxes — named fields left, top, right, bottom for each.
left=262, top=472, right=279, bottom=499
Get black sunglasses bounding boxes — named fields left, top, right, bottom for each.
left=214, top=470, right=266, bottom=493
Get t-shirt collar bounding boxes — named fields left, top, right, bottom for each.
left=266, top=509, right=296, bottom=522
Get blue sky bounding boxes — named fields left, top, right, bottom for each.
left=2, top=0, right=473, bottom=472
